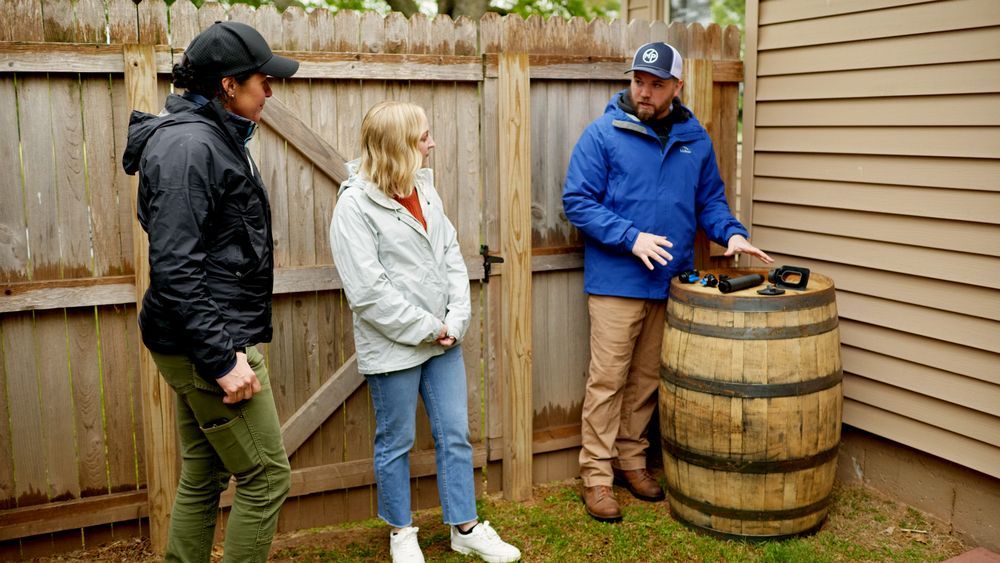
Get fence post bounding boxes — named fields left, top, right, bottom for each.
left=498, top=50, right=533, bottom=502
left=123, top=44, right=177, bottom=554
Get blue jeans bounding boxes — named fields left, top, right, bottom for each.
left=367, top=346, right=478, bottom=528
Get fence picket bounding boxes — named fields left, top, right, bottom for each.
left=137, top=0, right=168, bottom=44
left=95, top=5, right=144, bottom=536
left=384, top=11, right=408, bottom=54
left=0, top=79, right=26, bottom=282
left=4, top=314, right=47, bottom=509
left=667, top=20, right=688, bottom=55
left=84, top=81, right=125, bottom=277
left=40, top=3, right=107, bottom=520
left=74, top=0, right=106, bottom=43
left=107, top=0, right=137, bottom=44
left=1, top=0, right=43, bottom=41
left=0, top=326, right=14, bottom=509
left=68, top=311, right=108, bottom=498
left=42, top=0, right=76, bottom=42
left=281, top=9, right=322, bottom=517
left=0, top=81, right=16, bottom=516
left=628, top=18, right=650, bottom=51
left=197, top=1, right=226, bottom=29
left=99, top=305, right=141, bottom=494
left=407, top=12, right=429, bottom=54
left=169, top=0, right=200, bottom=49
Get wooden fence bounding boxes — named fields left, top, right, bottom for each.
left=0, top=0, right=742, bottom=557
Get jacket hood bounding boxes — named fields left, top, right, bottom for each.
left=338, top=158, right=435, bottom=204
left=615, top=90, right=691, bottom=123
left=123, top=94, right=205, bottom=175
left=338, top=158, right=364, bottom=197
left=604, top=89, right=699, bottom=136
left=123, top=94, right=256, bottom=175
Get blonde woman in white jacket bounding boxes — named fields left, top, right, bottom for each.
left=330, top=101, right=521, bottom=563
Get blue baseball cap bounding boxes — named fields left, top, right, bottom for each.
left=627, top=42, right=683, bottom=80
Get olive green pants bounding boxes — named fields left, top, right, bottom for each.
left=150, top=346, right=291, bottom=563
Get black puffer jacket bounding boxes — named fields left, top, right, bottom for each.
left=123, top=93, right=273, bottom=384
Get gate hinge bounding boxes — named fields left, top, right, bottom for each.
left=480, top=244, right=504, bottom=282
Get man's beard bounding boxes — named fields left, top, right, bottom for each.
left=635, top=99, right=668, bottom=121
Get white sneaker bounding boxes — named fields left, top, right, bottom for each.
left=450, top=521, right=521, bottom=562
left=389, top=526, right=425, bottom=563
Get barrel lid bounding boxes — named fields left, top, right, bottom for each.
left=669, top=269, right=835, bottom=312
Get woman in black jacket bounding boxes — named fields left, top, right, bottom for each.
left=123, top=21, right=297, bottom=562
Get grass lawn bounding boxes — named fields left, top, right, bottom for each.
left=267, top=480, right=968, bottom=562
left=35, top=478, right=969, bottom=561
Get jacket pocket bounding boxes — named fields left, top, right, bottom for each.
left=202, top=414, right=261, bottom=475
left=241, top=213, right=268, bottom=263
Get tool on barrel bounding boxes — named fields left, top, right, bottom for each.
left=769, top=265, right=810, bottom=290
left=718, top=273, right=764, bottom=294
left=757, top=265, right=811, bottom=295
left=677, top=269, right=700, bottom=284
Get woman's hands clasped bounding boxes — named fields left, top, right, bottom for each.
left=436, top=324, right=456, bottom=348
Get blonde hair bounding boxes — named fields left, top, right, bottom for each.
left=360, top=101, right=427, bottom=198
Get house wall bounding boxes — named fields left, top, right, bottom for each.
left=620, top=0, right=669, bottom=24
left=742, top=0, right=1000, bottom=516
left=838, top=427, right=1000, bottom=552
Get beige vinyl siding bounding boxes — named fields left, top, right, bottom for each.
left=753, top=153, right=1000, bottom=191
left=756, top=95, right=1000, bottom=127
left=758, top=0, right=1000, bottom=49
left=756, top=61, right=1000, bottom=99
left=758, top=0, right=936, bottom=25
left=619, top=0, right=668, bottom=23
left=753, top=178, right=1000, bottom=223
left=745, top=0, right=1000, bottom=479
left=757, top=27, right=1000, bottom=75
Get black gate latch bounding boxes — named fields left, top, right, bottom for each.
left=480, top=244, right=504, bottom=283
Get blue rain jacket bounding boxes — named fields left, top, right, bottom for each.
left=562, top=90, right=749, bottom=300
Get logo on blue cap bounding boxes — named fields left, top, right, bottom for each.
left=627, top=42, right=683, bottom=80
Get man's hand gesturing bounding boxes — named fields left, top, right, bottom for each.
left=631, top=232, right=674, bottom=270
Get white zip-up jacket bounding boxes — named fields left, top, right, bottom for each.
left=330, top=160, right=471, bottom=374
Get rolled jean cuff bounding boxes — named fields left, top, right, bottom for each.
left=377, top=513, right=412, bottom=529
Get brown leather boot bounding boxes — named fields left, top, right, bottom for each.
left=613, top=468, right=665, bottom=502
left=582, top=485, right=623, bottom=522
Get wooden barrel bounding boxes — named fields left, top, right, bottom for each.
left=660, top=269, right=842, bottom=540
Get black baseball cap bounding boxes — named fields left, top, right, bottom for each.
left=184, top=21, right=298, bottom=78
left=627, top=42, right=683, bottom=80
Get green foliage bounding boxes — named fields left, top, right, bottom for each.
left=495, top=0, right=620, bottom=20
left=711, top=0, right=744, bottom=29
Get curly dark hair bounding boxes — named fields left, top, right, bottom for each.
left=172, top=55, right=256, bottom=101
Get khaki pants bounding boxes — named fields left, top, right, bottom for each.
left=579, top=295, right=665, bottom=487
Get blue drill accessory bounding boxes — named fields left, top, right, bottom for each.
left=678, top=269, right=700, bottom=284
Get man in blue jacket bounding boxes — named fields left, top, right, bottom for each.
left=563, top=42, right=772, bottom=522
